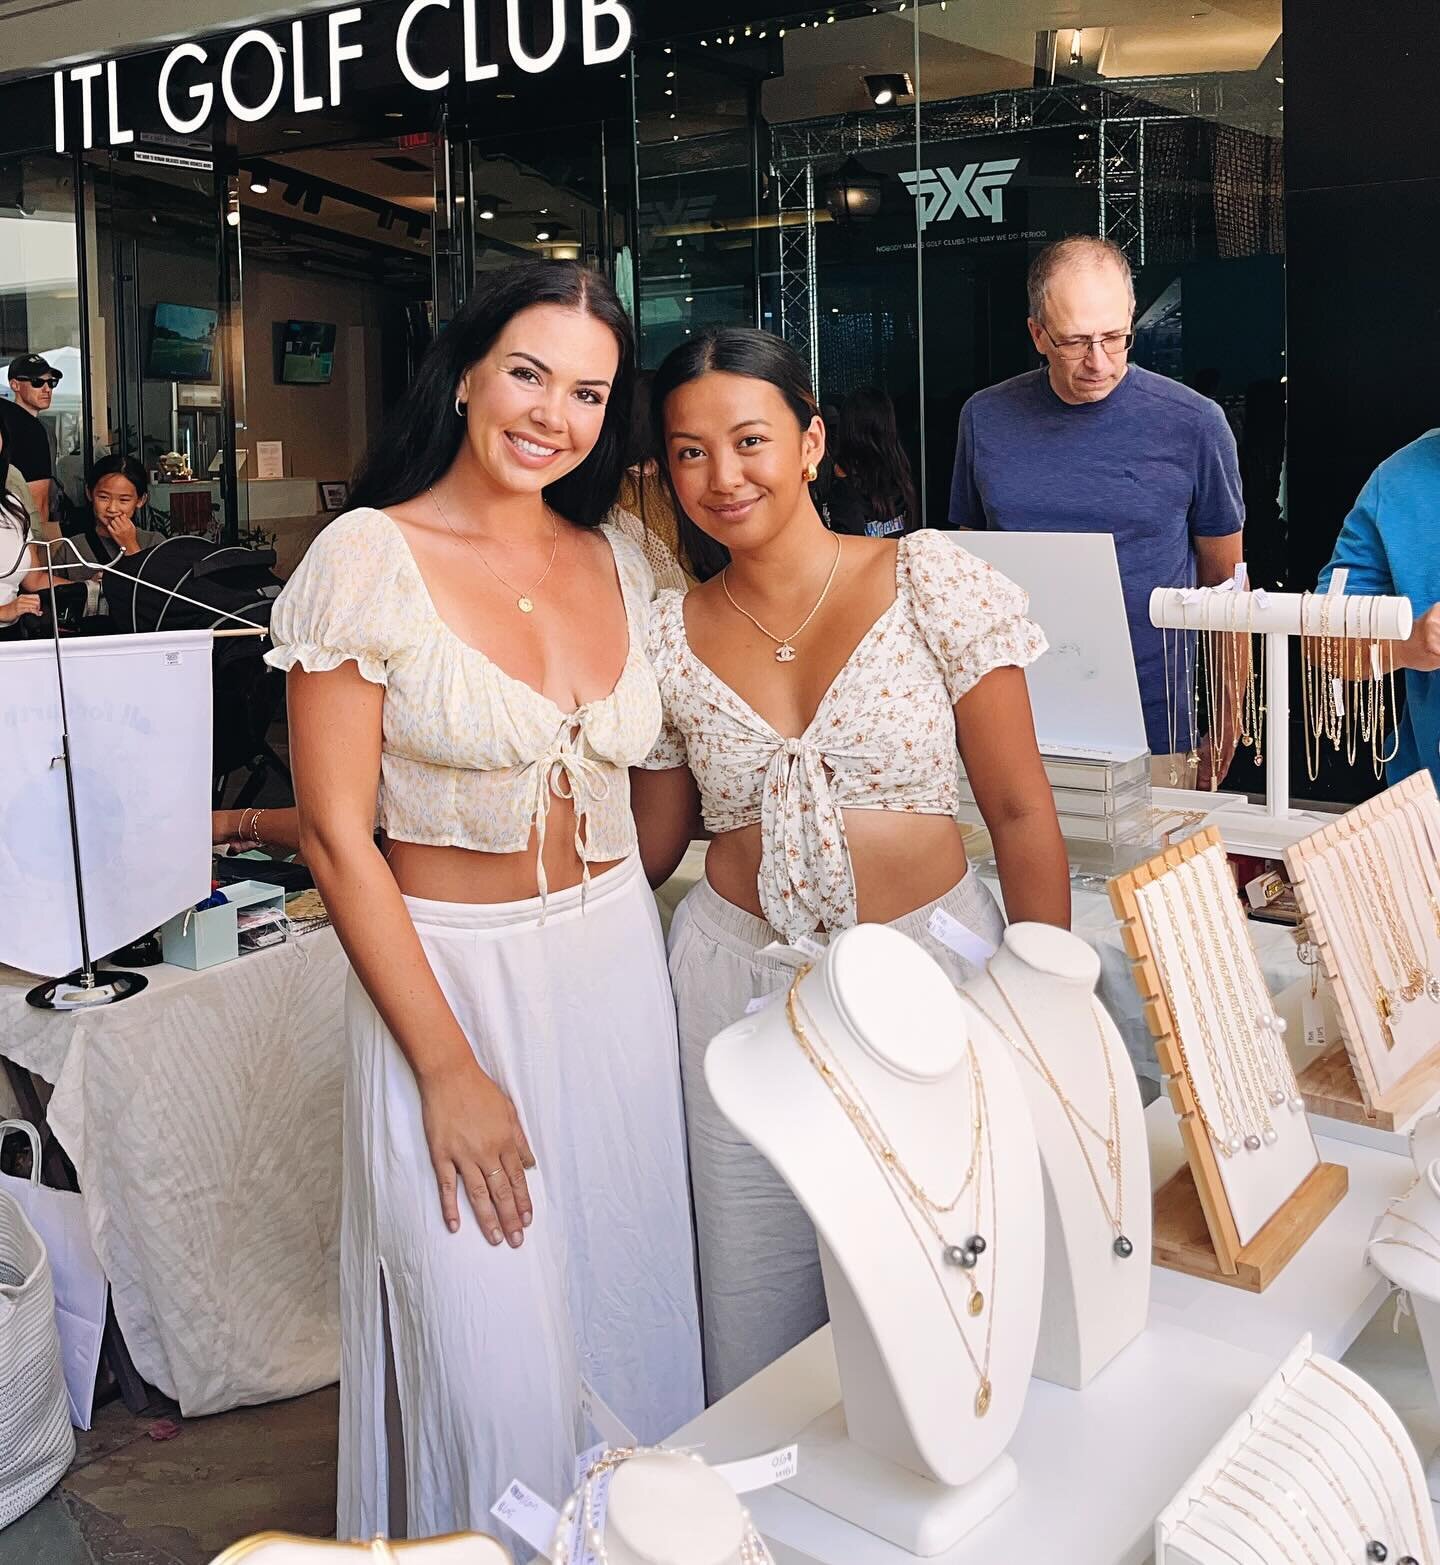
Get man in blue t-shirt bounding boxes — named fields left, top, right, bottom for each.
left=1319, top=434, right=1440, bottom=794
left=949, top=235, right=1244, bottom=784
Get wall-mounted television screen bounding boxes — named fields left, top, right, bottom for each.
left=148, top=303, right=219, bottom=382
left=280, top=320, right=337, bottom=385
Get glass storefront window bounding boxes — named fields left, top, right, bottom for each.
left=0, top=152, right=83, bottom=527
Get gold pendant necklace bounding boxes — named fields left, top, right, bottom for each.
left=785, top=971, right=998, bottom=1416
left=429, top=486, right=559, bottom=613
left=722, top=533, right=843, bottom=663
left=964, top=976, right=1132, bottom=1259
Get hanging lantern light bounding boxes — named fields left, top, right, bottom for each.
left=823, top=155, right=884, bottom=224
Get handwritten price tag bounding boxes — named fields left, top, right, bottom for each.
left=715, top=1443, right=800, bottom=1492
left=491, top=1478, right=560, bottom=1557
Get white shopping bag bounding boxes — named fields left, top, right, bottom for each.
left=0, top=1121, right=107, bottom=1430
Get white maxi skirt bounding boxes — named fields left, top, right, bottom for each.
left=338, top=853, right=703, bottom=1541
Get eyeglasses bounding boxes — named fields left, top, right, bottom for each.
left=1038, top=324, right=1134, bottom=362
left=19, top=376, right=60, bottom=389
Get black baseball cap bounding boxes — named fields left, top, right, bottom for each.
left=8, top=353, right=61, bottom=384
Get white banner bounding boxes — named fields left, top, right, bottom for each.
left=0, top=631, right=213, bottom=976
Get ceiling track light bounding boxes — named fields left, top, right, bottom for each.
left=303, top=188, right=323, bottom=215
left=377, top=208, right=397, bottom=231
left=249, top=174, right=269, bottom=195
left=864, top=72, right=912, bottom=107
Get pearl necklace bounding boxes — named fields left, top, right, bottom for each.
left=551, top=1447, right=771, bottom=1564
left=963, top=976, right=1133, bottom=1260
left=785, top=971, right=999, bottom=1417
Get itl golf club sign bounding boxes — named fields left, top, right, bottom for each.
left=52, top=0, right=633, bottom=152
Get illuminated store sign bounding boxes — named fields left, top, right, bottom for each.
left=52, top=0, right=632, bottom=152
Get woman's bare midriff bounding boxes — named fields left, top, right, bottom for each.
left=703, top=809, right=971, bottom=929
left=385, top=795, right=622, bottom=903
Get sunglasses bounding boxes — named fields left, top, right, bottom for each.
left=23, top=376, right=61, bottom=389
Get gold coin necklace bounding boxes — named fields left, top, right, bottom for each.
left=722, top=532, right=842, bottom=662
left=785, top=970, right=999, bottom=1417
left=429, top=485, right=559, bottom=613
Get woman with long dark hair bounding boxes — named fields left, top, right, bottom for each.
left=632, top=328, right=1069, bottom=1398
left=0, top=431, right=48, bottom=635
left=824, top=383, right=919, bottom=537
left=266, top=261, right=702, bottom=1539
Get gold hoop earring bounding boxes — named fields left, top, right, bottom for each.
left=804, top=463, right=818, bottom=482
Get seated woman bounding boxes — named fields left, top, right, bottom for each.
left=0, top=437, right=51, bottom=636
left=823, top=384, right=918, bottom=538
left=632, top=328, right=1070, bottom=1399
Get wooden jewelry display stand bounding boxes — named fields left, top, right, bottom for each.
left=1285, top=771, right=1440, bottom=1132
left=1111, top=829, right=1347, bottom=1292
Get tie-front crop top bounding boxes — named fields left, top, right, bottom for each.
left=643, top=529, right=1047, bottom=943
left=264, top=507, right=662, bottom=906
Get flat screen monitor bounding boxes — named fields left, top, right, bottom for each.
left=280, top=320, right=337, bottom=385
left=148, top=303, right=219, bottom=382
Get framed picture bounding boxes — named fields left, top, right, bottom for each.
left=319, top=481, right=349, bottom=511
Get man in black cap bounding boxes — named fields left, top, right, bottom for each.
left=0, top=352, right=61, bottom=536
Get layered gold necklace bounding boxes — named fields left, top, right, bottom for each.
left=784, top=970, right=998, bottom=1417
left=963, top=974, right=1133, bottom=1259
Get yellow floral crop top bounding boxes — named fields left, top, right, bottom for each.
left=642, top=529, right=1047, bottom=942
left=264, top=508, right=662, bottom=906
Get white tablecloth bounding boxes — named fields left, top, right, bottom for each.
left=0, top=929, right=347, bottom=1416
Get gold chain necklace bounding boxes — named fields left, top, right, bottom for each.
left=1394, top=801, right=1440, bottom=942
left=1299, top=1362, right=1430, bottom=1565
left=1194, top=849, right=1304, bottom=1118
left=1236, top=1448, right=1367, bottom=1564
left=1351, top=825, right=1426, bottom=1001
left=1153, top=874, right=1251, bottom=1155
left=1174, top=861, right=1276, bottom=1149
left=722, top=533, right=842, bottom=663
left=1376, top=816, right=1440, bottom=1003
left=964, top=976, right=1133, bottom=1259
left=1259, top=1412, right=1403, bottom=1562
left=429, top=486, right=559, bottom=614
left=1270, top=1399, right=1409, bottom=1560
left=1327, top=847, right=1399, bottom=1048
left=785, top=972, right=998, bottom=1416
left=1208, top=1474, right=1325, bottom=1565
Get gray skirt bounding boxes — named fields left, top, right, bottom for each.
left=667, top=870, right=1006, bottom=1402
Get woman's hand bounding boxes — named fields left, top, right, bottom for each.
left=0, top=592, right=41, bottom=624
left=418, top=1056, right=536, bottom=1246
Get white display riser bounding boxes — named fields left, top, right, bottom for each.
left=671, top=1323, right=1274, bottom=1565
left=1143, top=1100, right=1414, bottom=1360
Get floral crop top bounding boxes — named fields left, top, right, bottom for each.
left=265, top=508, right=662, bottom=908
left=643, top=529, right=1047, bottom=943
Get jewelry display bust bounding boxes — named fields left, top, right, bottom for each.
left=1157, top=1335, right=1436, bottom=1565
left=705, top=923, right=1043, bottom=1555
left=552, top=1449, right=766, bottom=1565
left=961, top=924, right=1151, bottom=1389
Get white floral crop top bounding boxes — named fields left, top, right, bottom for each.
left=265, top=508, right=662, bottom=907
left=643, top=529, right=1047, bottom=943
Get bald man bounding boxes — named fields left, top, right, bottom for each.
left=950, top=235, right=1244, bottom=786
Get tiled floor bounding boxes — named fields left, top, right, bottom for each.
left=1, top=1386, right=337, bottom=1565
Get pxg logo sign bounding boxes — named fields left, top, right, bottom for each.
left=899, top=159, right=1021, bottom=229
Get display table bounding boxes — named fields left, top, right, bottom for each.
left=0, top=929, right=347, bottom=1416
left=672, top=1323, right=1275, bottom=1565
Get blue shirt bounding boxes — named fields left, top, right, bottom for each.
left=1318, top=431, right=1440, bottom=793
left=949, top=365, right=1244, bottom=753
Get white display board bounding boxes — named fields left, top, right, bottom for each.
left=946, top=530, right=1147, bottom=757
left=0, top=631, right=213, bottom=976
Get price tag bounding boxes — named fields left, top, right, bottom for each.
left=1371, top=642, right=1385, bottom=681
left=715, top=1443, right=800, bottom=1492
left=579, top=1376, right=637, bottom=1449
left=927, top=906, right=999, bottom=967
left=1302, top=989, right=1328, bottom=1052
left=491, top=1478, right=560, bottom=1558
left=1331, top=677, right=1346, bottom=719
left=574, top=1441, right=607, bottom=1486
left=1327, top=568, right=1349, bottom=596
left=1232, top=563, right=1248, bottom=590
left=745, top=991, right=783, bottom=1016
left=793, top=935, right=828, bottom=962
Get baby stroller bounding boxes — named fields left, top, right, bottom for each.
left=102, top=537, right=288, bottom=804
